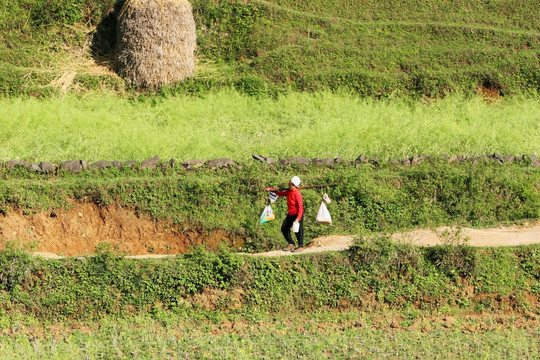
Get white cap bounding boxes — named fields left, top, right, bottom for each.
left=291, top=176, right=301, bottom=187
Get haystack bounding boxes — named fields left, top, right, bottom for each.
left=116, top=0, right=196, bottom=89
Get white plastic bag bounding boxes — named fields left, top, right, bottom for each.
left=316, top=201, right=332, bottom=225
left=322, top=193, right=332, bottom=204
left=260, top=205, right=275, bottom=224
left=292, top=220, right=300, bottom=233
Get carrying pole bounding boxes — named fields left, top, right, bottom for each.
left=262, top=182, right=343, bottom=192
left=296, top=182, right=343, bottom=190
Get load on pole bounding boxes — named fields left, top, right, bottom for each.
left=261, top=182, right=343, bottom=192
left=296, top=182, right=343, bottom=190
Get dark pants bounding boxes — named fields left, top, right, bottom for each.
left=281, top=214, right=304, bottom=247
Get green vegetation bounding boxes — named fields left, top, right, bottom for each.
left=0, top=238, right=538, bottom=357
left=0, top=238, right=538, bottom=319
left=1, top=162, right=539, bottom=251
left=1, top=0, right=539, bottom=97
left=1, top=1, right=538, bottom=357
left=0, top=311, right=538, bottom=359
left=1, top=92, right=539, bottom=162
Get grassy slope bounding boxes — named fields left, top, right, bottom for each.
left=0, top=241, right=538, bottom=328
left=0, top=240, right=538, bottom=358
left=1, top=1, right=537, bottom=250
left=0, top=0, right=539, bottom=96
left=0, top=0, right=538, bottom=263
left=1, top=162, right=539, bottom=251
left=227, top=0, right=539, bottom=94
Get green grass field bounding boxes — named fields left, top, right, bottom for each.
left=1, top=91, right=538, bottom=162
left=0, top=311, right=538, bottom=359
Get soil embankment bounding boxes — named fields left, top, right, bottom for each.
left=0, top=203, right=538, bottom=258
left=0, top=203, right=241, bottom=257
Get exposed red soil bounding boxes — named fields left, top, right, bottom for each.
left=0, top=203, right=538, bottom=257
left=0, top=203, right=243, bottom=256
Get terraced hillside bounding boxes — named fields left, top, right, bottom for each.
left=1, top=0, right=539, bottom=96
left=0, top=3, right=539, bottom=357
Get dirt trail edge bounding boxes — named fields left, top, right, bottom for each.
left=28, top=221, right=540, bottom=259
left=247, top=221, right=540, bottom=257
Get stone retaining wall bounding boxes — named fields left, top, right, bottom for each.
left=0, top=154, right=538, bottom=174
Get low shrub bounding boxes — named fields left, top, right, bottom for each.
left=0, top=242, right=537, bottom=320
left=424, top=228, right=479, bottom=278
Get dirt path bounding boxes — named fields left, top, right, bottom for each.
left=31, top=221, right=540, bottom=259
left=249, top=221, right=540, bottom=257
left=1, top=202, right=537, bottom=259
left=24, top=221, right=540, bottom=259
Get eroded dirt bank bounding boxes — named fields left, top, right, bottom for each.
left=0, top=203, right=244, bottom=256
left=1, top=204, right=539, bottom=257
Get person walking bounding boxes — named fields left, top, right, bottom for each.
left=264, top=176, right=305, bottom=252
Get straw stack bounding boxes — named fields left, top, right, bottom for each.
left=116, top=0, right=196, bottom=89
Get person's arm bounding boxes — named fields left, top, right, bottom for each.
left=295, top=191, right=304, bottom=221
left=264, top=187, right=287, bottom=196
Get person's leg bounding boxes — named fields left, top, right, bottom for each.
left=294, top=217, right=304, bottom=247
left=281, top=214, right=296, bottom=246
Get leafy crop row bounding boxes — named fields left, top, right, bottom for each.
left=1, top=93, right=539, bottom=163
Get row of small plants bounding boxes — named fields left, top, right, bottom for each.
left=0, top=308, right=537, bottom=358
left=0, top=235, right=538, bottom=321
left=2, top=93, right=539, bottom=163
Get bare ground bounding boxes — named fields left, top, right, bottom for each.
left=0, top=203, right=242, bottom=258
left=253, top=221, right=540, bottom=257
left=0, top=203, right=538, bottom=258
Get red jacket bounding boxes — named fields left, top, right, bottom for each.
left=272, top=188, right=304, bottom=220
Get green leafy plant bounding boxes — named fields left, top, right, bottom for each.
left=425, top=227, right=478, bottom=278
